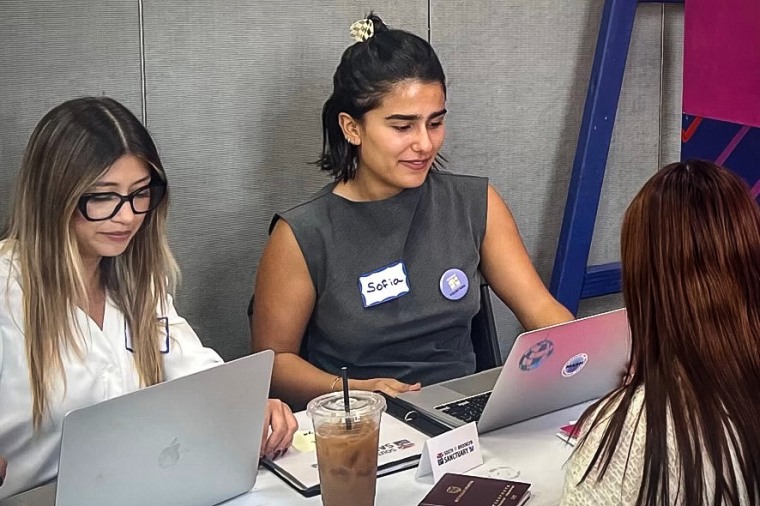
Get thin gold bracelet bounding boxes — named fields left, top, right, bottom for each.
left=329, top=375, right=341, bottom=391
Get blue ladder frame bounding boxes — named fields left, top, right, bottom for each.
left=549, top=0, right=684, bottom=314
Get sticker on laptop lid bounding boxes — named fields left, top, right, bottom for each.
left=518, top=339, right=554, bottom=371
left=561, top=353, right=588, bottom=377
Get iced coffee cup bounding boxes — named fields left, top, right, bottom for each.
left=306, top=391, right=386, bottom=506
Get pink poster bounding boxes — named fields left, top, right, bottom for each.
left=683, top=0, right=760, bottom=128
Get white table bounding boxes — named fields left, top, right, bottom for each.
left=223, top=402, right=589, bottom=506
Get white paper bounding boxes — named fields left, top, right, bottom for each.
left=416, top=422, right=483, bottom=483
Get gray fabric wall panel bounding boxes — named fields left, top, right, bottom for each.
left=0, top=1, right=142, bottom=221
left=587, top=4, right=664, bottom=269
left=143, top=2, right=428, bottom=360
left=0, top=1, right=684, bottom=365
left=660, top=5, right=684, bottom=166
left=432, top=1, right=683, bottom=353
left=579, top=3, right=683, bottom=320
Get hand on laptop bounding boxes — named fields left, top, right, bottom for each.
left=261, top=399, right=298, bottom=460
left=354, top=378, right=422, bottom=397
left=0, top=455, right=7, bottom=487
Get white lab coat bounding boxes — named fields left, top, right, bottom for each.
left=0, top=247, right=223, bottom=498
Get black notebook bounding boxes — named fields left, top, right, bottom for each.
left=262, top=409, right=428, bottom=497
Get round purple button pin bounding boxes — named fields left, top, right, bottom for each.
left=439, top=268, right=469, bottom=301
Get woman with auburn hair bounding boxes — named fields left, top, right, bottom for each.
left=561, top=160, right=760, bottom=505
left=0, top=97, right=295, bottom=498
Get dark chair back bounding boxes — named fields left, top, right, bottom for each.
left=247, top=282, right=502, bottom=370
left=471, top=284, right=503, bottom=372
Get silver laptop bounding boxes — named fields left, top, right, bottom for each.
left=395, top=308, right=630, bottom=433
left=1, top=349, right=274, bottom=506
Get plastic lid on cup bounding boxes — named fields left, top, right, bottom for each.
left=306, top=391, right=386, bottom=421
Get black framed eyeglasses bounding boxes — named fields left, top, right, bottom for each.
left=77, top=180, right=167, bottom=221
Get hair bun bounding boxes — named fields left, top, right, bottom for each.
left=366, top=13, right=389, bottom=33
left=349, top=13, right=388, bottom=43
left=349, top=18, right=374, bottom=42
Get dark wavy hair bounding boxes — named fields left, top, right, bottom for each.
left=317, top=13, right=447, bottom=182
left=574, top=160, right=760, bottom=505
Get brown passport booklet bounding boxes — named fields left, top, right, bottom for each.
left=418, top=473, right=531, bottom=506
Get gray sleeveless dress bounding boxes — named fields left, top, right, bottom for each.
left=276, top=171, right=488, bottom=386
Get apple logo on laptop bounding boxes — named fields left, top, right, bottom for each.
left=159, top=437, right=184, bottom=468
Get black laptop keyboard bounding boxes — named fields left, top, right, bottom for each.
left=434, top=391, right=492, bottom=423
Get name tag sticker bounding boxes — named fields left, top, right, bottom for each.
left=358, top=261, right=410, bottom=308
left=125, top=316, right=170, bottom=354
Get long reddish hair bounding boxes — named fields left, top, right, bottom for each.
left=574, top=160, right=760, bottom=505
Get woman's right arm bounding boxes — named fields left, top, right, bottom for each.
left=251, top=219, right=327, bottom=408
left=251, top=220, right=419, bottom=409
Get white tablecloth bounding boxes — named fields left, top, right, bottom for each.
left=222, top=402, right=590, bottom=506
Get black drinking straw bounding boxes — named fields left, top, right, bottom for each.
left=341, top=366, right=352, bottom=429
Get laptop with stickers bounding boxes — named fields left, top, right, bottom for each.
left=394, top=308, right=630, bottom=433
left=0, top=350, right=273, bottom=506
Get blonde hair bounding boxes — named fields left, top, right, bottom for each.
left=2, top=97, right=178, bottom=428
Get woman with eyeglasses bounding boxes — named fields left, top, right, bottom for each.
left=0, top=97, right=296, bottom=498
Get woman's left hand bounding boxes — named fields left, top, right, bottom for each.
left=260, top=399, right=298, bottom=460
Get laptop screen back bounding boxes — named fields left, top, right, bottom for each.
left=477, top=308, right=630, bottom=432
left=54, top=350, right=273, bottom=506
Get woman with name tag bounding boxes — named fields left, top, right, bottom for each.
left=251, top=14, right=573, bottom=408
left=560, top=160, right=760, bottom=505
left=0, top=97, right=296, bottom=499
